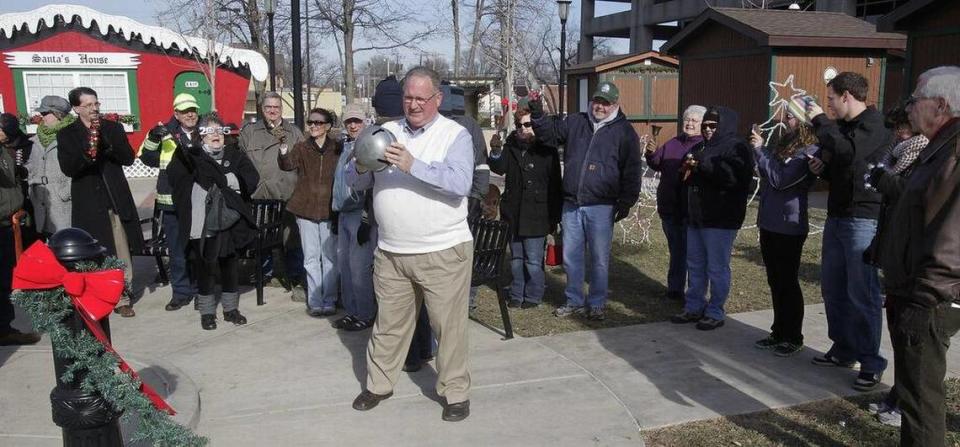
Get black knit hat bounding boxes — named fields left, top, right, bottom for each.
left=0, top=113, right=21, bottom=137
left=372, top=75, right=403, bottom=118
left=703, top=107, right=721, bottom=123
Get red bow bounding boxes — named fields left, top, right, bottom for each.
left=13, top=242, right=176, bottom=415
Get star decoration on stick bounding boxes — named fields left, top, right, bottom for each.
left=757, top=75, right=808, bottom=146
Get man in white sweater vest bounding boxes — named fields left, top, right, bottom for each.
left=346, top=66, right=475, bottom=422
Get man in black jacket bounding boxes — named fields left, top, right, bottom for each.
left=879, top=66, right=960, bottom=447
left=806, top=72, right=891, bottom=390
left=58, top=87, right=143, bottom=317
left=532, top=82, right=642, bottom=321
left=139, top=93, right=202, bottom=311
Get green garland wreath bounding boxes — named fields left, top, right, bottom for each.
left=11, top=257, right=207, bottom=446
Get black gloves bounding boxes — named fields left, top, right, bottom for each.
left=528, top=98, right=544, bottom=120
left=865, top=163, right=886, bottom=190
left=147, top=124, right=170, bottom=143
left=896, top=303, right=934, bottom=345
left=357, top=221, right=371, bottom=246
left=614, top=204, right=632, bottom=223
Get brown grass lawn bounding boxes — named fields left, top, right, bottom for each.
left=644, top=378, right=960, bottom=447
left=473, top=202, right=829, bottom=337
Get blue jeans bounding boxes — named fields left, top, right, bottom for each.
left=684, top=227, right=738, bottom=320
left=661, top=215, right=687, bottom=294
left=821, top=217, right=885, bottom=374
left=161, top=211, right=195, bottom=300
left=509, top=236, right=546, bottom=304
left=337, top=210, right=377, bottom=320
left=297, top=217, right=339, bottom=310
left=562, top=202, right=614, bottom=309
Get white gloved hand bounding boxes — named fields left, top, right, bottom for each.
left=225, top=172, right=241, bottom=192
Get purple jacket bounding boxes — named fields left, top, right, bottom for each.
left=645, top=133, right=702, bottom=218
left=754, top=144, right=818, bottom=235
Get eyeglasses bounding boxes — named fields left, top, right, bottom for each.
left=403, top=91, right=439, bottom=106
left=199, top=126, right=231, bottom=135
left=905, top=95, right=934, bottom=107
left=307, top=120, right=329, bottom=126
left=77, top=102, right=100, bottom=109
left=40, top=111, right=54, bottom=117
left=702, top=123, right=718, bottom=130
left=519, top=122, right=534, bottom=128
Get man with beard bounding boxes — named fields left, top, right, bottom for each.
left=530, top=82, right=643, bottom=321
left=488, top=106, right=562, bottom=309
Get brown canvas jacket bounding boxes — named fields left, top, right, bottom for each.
left=279, top=137, right=340, bottom=221
left=881, top=119, right=960, bottom=307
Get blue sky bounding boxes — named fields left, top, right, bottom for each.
left=5, top=0, right=633, bottom=61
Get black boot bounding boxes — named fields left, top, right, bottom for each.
left=223, top=309, right=247, bottom=325
left=201, top=314, right=217, bottom=330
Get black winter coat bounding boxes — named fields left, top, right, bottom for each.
left=813, top=107, right=892, bottom=219
left=686, top=106, right=754, bottom=230
left=57, top=118, right=143, bottom=255
left=167, top=143, right=259, bottom=260
left=489, top=132, right=562, bottom=237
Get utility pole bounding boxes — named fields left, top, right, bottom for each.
left=291, top=0, right=304, bottom=127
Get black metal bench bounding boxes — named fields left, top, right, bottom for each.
left=137, top=199, right=285, bottom=306
left=469, top=217, right=514, bottom=340
left=139, top=205, right=170, bottom=285
left=239, top=199, right=286, bottom=306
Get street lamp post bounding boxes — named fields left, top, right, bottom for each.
left=557, top=0, right=571, bottom=116
left=291, top=0, right=304, bottom=128
left=266, top=0, right=276, bottom=91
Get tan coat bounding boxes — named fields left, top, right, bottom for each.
left=239, top=119, right=304, bottom=200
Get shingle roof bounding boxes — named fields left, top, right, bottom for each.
left=567, top=51, right=678, bottom=74
left=661, top=7, right=906, bottom=54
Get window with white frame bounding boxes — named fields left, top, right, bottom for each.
left=22, top=71, right=132, bottom=114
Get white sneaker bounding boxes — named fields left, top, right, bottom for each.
left=877, top=409, right=902, bottom=427
left=868, top=401, right=892, bottom=414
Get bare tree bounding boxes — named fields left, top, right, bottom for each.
left=364, top=54, right=405, bottom=80
left=310, top=0, right=436, bottom=104
left=451, top=0, right=461, bottom=78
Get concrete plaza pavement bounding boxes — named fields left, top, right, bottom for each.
left=4, top=177, right=960, bottom=445
left=5, top=267, right=960, bottom=446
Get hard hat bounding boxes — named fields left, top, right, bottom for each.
left=354, top=124, right=396, bottom=172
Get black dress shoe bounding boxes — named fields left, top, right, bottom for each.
left=352, top=390, right=393, bottom=411
left=520, top=302, right=540, bottom=309
left=442, top=400, right=470, bottom=422
left=507, top=300, right=522, bottom=308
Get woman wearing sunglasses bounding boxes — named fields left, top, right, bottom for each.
left=168, top=114, right=259, bottom=330
left=671, top=106, right=754, bottom=331
left=488, top=107, right=562, bottom=309
left=279, top=108, right=341, bottom=317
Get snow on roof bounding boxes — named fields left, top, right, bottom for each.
left=0, top=4, right=268, bottom=81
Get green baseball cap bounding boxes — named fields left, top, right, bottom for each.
left=592, top=81, right=619, bottom=103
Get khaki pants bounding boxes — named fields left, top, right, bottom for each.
left=109, top=210, right=134, bottom=306
left=366, top=241, right=473, bottom=404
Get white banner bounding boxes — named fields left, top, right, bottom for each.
left=3, top=52, right=140, bottom=69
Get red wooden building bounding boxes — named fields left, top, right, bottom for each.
left=0, top=5, right=267, bottom=149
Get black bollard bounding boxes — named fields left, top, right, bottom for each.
left=47, top=228, right=123, bottom=447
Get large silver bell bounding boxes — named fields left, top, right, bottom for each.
left=354, top=124, right=397, bottom=172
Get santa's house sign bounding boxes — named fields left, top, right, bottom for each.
left=3, top=52, right=141, bottom=69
